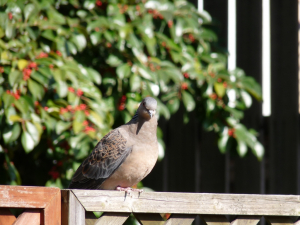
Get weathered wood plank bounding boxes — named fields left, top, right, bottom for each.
left=61, top=190, right=85, bottom=225
left=200, top=215, right=229, bottom=225
left=85, top=211, right=98, bottom=225
left=0, top=185, right=60, bottom=208
left=13, top=209, right=40, bottom=225
left=265, top=216, right=294, bottom=225
left=43, top=186, right=61, bottom=225
left=0, top=208, right=16, bottom=225
left=94, top=212, right=130, bottom=225
left=133, top=213, right=165, bottom=225
left=230, top=216, right=261, bottom=225
left=164, top=214, right=196, bottom=225
left=72, top=190, right=300, bottom=216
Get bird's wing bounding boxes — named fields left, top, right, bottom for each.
left=69, top=129, right=131, bottom=189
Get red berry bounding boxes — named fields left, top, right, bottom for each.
left=68, top=87, right=75, bottom=93
left=181, top=83, right=188, bottom=90
left=118, top=103, right=125, bottom=111
left=217, top=78, right=222, bottom=83
left=82, top=120, right=89, bottom=126
left=96, top=0, right=102, bottom=7
left=228, top=128, right=235, bottom=137
left=0, top=67, right=4, bottom=73
left=167, top=20, right=173, bottom=28
left=95, top=27, right=100, bottom=32
left=136, top=5, right=140, bottom=11
left=77, top=89, right=83, bottom=96
left=56, top=50, right=62, bottom=56
left=79, top=104, right=87, bottom=110
left=106, top=43, right=112, bottom=48
left=121, top=95, right=127, bottom=102
left=223, top=81, right=228, bottom=88
left=84, top=110, right=90, bottom=116
left=183, top=73, right=189, bottom=79
left=209, top=93, right=217, bottom=100
left=44, top=106, right=49, bottom=111
left=34, top=101, right=39, bottom=106
left=13, top=93, right=20, bottom=100
left=8, top=12, right=13, bottom=20
left=37, top=52, right=48, bottom=59
left=188, top=34, right=195, bottom=42
left=28, top=62, right=38, bottom=69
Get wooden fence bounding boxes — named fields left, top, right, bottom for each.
left=0, top=185, right=61, bottom=225
left=62, top=189, right=300, bottom=225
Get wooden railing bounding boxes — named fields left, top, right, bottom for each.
left=0, top=185, right=61, bottom=225
left=61, top=189, right=300, bottom=225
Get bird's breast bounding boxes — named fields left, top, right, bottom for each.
left=100, top=141, right=158, bottom=190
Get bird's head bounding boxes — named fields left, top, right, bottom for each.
left=138, top=97, right=157, bottom=120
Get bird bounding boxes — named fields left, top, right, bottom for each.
left=69, top=97, right=158, bottom=194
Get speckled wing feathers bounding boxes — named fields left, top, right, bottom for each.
left=69, top=129, right=131, bottom=189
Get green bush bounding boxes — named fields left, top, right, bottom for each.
left=0, top=0, right=263, bottom=187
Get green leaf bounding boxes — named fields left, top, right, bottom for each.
left=116, top=63, right=131, bottom=79
left=70, top=34, right=87, bottom=52
left=240, top=90, right=252, bottom=108
left=17, top=59, right=28, bottom=70
left=24, top=4, right=35, bottom=21
left=3, top=93, right=15, bottom=108
left=237, top=140, right=247, bottom=157
left=9, top=115, right=22, bottom=122
left=21, top=131, right=35, bottom=153
left=28, top=79, right=45, bottom=100
left=3, top=123, right=21, bottom=144
left=214, top=83, right=226, bottom=98
left=26, top=121, right=40, bottom=144
left=86, top=68, right=101, bottom=85
left=130, top=74, right=141, bottom=91
left=167, top=98, right=180, bottom=114
left=56, top=121, right=71, bottom=135
left=8, top=70, right=22, bottom=86
left=106, top=55, right=122, bottom=67
left=182, top=91, right=195, bottom=112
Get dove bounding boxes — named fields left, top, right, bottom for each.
left=69, top=97, right=158, bottom=193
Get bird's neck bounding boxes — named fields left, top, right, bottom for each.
left=126, top=115, right=157, bottom=136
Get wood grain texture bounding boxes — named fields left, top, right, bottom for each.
left=43, top=185, right=61, bottom=225
left=231, top=216, right=261, bottom=225
left=72, top=190, right=300, bottom=216
left=0, top=185, right=60, bottom=208
left=0, top=208, right=16, bottom=225
left=94, top=212, right=130, bottom=225
left=265, top=216, right=294, bottom=225
left=133, top=213, right=164, bottom=225
left=164, top=214, right=196, bottom=225
left=200, top=215, right=229, bottom=225
left=13, top=209, right=40, bottom=225
left=61, top=190, right=85, bottom=225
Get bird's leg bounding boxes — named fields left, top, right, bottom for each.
left=116, top=186, right=143, bottom=196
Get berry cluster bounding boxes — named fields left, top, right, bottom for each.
left=22, top=62, right=38, bottom=81
left=147, top=9, right=164, bottom=19
left=36, top=52, right=48, bottom=59
left=228, top=128, right=236, bottom=137
left=6, top=90, right=21, bottom=100
left=68, top=87, right=84, bottom=97
left=118, top=95, right=127, bottom=111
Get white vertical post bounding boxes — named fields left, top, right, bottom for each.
left=262, top=0, right=271, bottom=116
left=227, top=0, right=237, bottom=108
left=197, top=0, right=203, bottom=12
left=227, top=0, right=236, bottom=71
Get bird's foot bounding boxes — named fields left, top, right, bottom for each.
left=116, top=186, right=143, bottom=196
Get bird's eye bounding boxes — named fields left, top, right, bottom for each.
left=143, top=102, right=145, bottom=106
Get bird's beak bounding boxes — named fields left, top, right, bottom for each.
left=148, top=110, right=155, bottom=118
